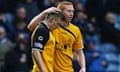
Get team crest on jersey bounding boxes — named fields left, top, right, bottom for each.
left=38, top=36, right=44, bottom=41
left=61, top=32, right=67, bottom=34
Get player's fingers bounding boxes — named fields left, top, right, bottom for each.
left=51, top=7, right=61, bottom=12
left=44, top=7, right=62, bottom=14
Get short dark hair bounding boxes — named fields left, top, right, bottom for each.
left=47, top=12, right=66, bottom=21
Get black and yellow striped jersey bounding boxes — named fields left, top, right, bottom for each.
left=31, top=23, right=55, bottom=72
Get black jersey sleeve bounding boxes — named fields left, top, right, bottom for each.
left=32, top=24, right=49, bottom=52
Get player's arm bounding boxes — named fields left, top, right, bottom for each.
left=75, top=49, right=86, bottom=72
left=31, top=26, right=48, bottom=71
left=27, top=7, right=61, bottom=31
left=73, top=28, right=86, bottom=72
left=32, top=50, right=46, bottom=72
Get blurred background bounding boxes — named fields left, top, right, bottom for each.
left=0, top=0, right=120, bottom=72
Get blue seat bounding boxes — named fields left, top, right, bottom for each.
left=118, top=54, right=120, bottom=64
left=100, top=43, right=117, bottom=53
left=118, top=65, right=120, bottom=72
left=106, top=63, right=118, bottom=72
left=105, top=53, right=118, bottom=63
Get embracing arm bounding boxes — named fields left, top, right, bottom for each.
left=27, top=12, right=46, bottom=31
left=27, top=7, right=61, bottom=31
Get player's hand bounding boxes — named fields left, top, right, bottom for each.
left=79, top=67, right=86, bottom=72
left=43, top=7, right=61, bottom=14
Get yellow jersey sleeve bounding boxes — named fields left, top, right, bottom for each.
left=73, top=28, right=84, bottom=50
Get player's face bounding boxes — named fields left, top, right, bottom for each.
left=63, top=5, right=74, bottom=22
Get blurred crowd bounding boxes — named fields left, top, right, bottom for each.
left=0, top=0, right=120, bottom=72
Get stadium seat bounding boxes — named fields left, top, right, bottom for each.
left=106, top=63, right=119, bottom=72
left=105, top=53, right=118, bottom=63
left=100, top=43, right=117, bottom=53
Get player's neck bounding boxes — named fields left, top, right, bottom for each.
left=63, top=21, right=69, bottom=27
left=42, top=21, right=50, bottom=29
